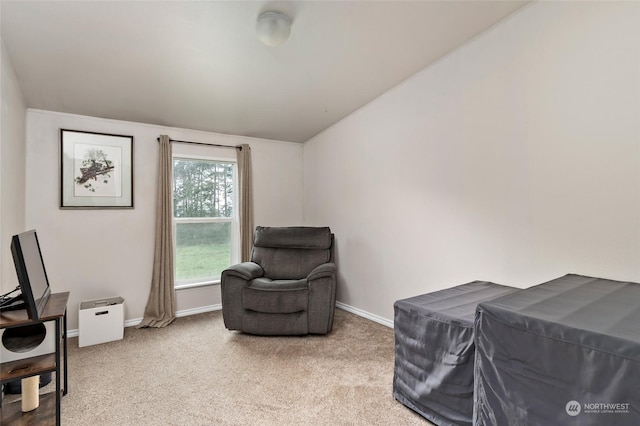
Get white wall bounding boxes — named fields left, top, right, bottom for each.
left=26, top=110, right=303, bottom=330
left=303, top=2, right=640, bottom=322
left=0, top=40, right=27, bottom=293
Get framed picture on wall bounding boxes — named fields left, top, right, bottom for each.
left=60, top=129, right=134, bottom=208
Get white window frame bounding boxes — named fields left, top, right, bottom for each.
left=172, top=154, right=239, bottom=289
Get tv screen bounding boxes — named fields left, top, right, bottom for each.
left=9, top=230, right=52, bottom=319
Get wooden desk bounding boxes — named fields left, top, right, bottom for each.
left=1, top=292, right=69, bottom=426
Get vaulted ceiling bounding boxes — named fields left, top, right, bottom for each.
left=1, top=1, right=527, bottom=142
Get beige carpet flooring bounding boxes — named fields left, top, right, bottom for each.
left=56, top=308, right=430, bottom=425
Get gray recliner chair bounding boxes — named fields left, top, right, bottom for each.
left=221, top=226, right=337, bottom=335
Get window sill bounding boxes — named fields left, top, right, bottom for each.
left=175, top=280, right=220, bottom=290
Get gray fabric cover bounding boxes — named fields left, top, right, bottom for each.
left=393, top=281, right=518, bottom=426
left=474, top=274, right=640, bottom=426
left=221, top=226, right=336, bottom=336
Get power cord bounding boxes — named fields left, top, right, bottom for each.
left=0, top=286, right=24, bottom=309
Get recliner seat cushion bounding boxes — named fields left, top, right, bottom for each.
left=243, top=278, right=308, bottom=314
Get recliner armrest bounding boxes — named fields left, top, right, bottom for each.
left=307, top=263, right=336, bottom=281
left=223, top=262, right=264, bottom=281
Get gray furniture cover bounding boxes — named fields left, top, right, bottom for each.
left=474, top=274, right=640, bottom=426
left=393, top=281, right=518, bottom=426
left=221, top=226, right=336, bottom=335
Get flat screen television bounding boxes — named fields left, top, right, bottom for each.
left=8, top=230, right=52, bottom=319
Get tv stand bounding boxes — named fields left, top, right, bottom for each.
left=0, top=292, right=69, bottom=426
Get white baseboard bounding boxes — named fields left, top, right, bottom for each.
left=175, top=303, right=222, bottom=318
left=67, top=304, right=223, bottom=338
left=336, top=301, right=393, bottom=328
left=67, top=302, right=390, bottom=337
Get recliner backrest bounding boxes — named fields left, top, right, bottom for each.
left=251, top=226, right=333, bottom=280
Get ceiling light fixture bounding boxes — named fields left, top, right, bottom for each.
left=256, top=11, right=291, bottom=47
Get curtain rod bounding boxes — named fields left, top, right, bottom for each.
left=157, top=137, right=241, bottom=150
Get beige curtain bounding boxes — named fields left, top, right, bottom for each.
left=139, top=135, right=176, bottom=328
left=236, top=144, right=253, bottom=262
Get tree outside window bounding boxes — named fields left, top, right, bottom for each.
left=173, top=157, right=237, bottom=286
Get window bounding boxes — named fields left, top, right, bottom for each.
left=173, top=156, right=238, bottom=288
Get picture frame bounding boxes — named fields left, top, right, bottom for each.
left=60, top=129, right=134, bottom=208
